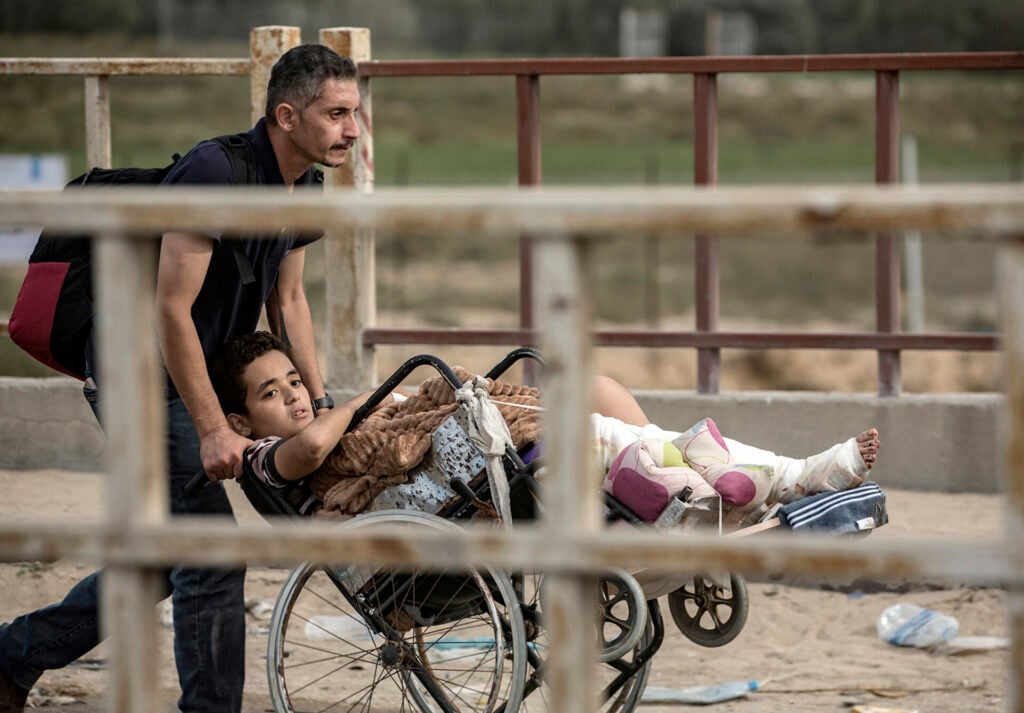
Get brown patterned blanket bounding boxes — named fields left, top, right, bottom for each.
left=311, top=367, right=542, bottom=516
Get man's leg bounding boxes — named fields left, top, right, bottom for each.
left=0, top=573, right=102, bottom=708
left=165, top=397, right=246, bottom=713
left=0, top=352, right=105, bottom=710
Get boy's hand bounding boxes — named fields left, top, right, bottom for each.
left=200, top=425, right=253, bottom=481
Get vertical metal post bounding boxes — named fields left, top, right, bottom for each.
left=875, top=70, right=902, bottom=396
left=694, top=73, right=720, bottom=393
left=998, top=244, right=1024, bottom=713
left=321, top=27, right=376, bottom=389
left=249, top=25, right=302, bottom=125
left=517, top=74, right=542, bottom=383
left=84, top=75, right=111, bottom=169
left=534, top=233, right=599, bottom=713
left=96, top=232, right=165, bottom=712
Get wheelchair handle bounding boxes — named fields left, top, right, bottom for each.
left=348, top=354, right=464, bottom=431
left=184, top=469, right=209, bottom=496
left=483, top=347, right=544, bottom=380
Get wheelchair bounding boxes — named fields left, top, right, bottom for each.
left=238, top=349, right=792, bottom=713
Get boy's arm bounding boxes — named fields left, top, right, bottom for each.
left=157, top=231, right=252, bottom=480
left=271, top=390, right=388, bottom=480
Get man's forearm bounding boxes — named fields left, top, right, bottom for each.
left=159, top=309, right=229, bottom=437
left=279, top=294, right=326, bottom=400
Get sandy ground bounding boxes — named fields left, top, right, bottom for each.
left=0, top=467, right=1015, bottom=712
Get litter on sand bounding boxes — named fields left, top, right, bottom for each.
left=640, top=680, right=757, bottom=705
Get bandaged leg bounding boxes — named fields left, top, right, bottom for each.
left=769, top=437, right=869, bottom=504
left=721, top=438, right=778, bottom=466
left=591, top=414, right=876, bottom=505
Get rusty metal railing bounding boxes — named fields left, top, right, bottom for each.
left=352, top=51, right=1024, bottom=395
left=1, top=42, right=1022, bottom=396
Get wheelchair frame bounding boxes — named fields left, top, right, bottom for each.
left=241, top=347, right=749, bottom=713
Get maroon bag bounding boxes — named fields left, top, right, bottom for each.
left=9, top=228, right=95, bottom=379
left=9, top=136, right=255, bottom=379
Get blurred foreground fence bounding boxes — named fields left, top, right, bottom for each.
left=1, top=182, right=1024, bottom=711
left=2, top=28, right=1023, bottom=395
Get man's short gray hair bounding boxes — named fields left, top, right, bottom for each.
left=265, top=44, right=358, bottom=125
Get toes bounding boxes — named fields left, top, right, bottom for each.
left=857, top=428, right=879, bottom=443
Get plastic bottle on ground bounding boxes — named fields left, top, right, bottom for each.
left=640, top=679, right=758, bottom=704
left=876, top=602, right=958, bottom=648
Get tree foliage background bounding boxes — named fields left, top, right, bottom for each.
left=1, top=0, right=1021, bottom=56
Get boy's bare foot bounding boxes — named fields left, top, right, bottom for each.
left=856, top=428, right=880, bottom=470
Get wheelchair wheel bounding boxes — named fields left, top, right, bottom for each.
left=517, top=574, right=655, bottom=713
left=266, top=510, right=527, bottom=713
left=667, top=572, right=748, bottom=647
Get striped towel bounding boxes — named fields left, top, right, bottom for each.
left=778, top=481, right=888, bottom=535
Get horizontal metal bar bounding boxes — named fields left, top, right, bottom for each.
left=0, top=323, right=997, bottom=353
left=358, top=52, right=1024, bottom=78
left=2, top=53, right=1020, bottom=79
left=365, top=327, right=998, bottom=351
left=0, top=519, right=1015, bottom=587
left=0, top=57, right=250, bottom=76
left=2, top=184, right=1023, bottom=236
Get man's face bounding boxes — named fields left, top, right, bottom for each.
left=290, top=78, right=361, bottom=168
left=237, top=350, right=314, bottom=439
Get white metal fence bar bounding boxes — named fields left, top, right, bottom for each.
left=999, top=246, right=1024, bottom=711
left=2, top=184, right=1023, bottom=235
left=0, top=57, right=250, bottom=75
left=536, top=234, right=601, bottom=712
left=95, top=231, right=167, bottom=712
left=0, top=519, right=1017, bottom=583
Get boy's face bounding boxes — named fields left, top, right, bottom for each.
left=232, top=350, right=314, bottom=439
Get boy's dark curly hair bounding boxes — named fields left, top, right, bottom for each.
left=209, top=331, right=286, bottom=415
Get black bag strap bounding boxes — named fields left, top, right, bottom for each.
left=210, top=134, right=258, bottom=285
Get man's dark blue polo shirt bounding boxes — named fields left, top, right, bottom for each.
left=161, top=118, right=321, bottom=395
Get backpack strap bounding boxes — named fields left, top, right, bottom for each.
left=211, top=134, right=258, bottom=285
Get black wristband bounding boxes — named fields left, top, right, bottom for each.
left=312, top=394, right=335, bottom=411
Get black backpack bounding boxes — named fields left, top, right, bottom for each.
left=8, top=135, right=257, bottom=380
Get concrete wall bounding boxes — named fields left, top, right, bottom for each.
left=0, top=377, right=104, bottom=472
left=0, top=377, right=1004, bottom=493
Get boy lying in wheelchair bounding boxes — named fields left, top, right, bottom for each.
left=206, top=331, right=882, bottom=530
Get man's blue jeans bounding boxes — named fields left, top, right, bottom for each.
left=0, top=394, right=246, bottom=712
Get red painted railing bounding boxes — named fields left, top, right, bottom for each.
left=356, top=52, right=1024, bottom=395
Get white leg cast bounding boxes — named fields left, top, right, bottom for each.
left=769, top=438, right=868, bottom=504
left=722, top=437, right=778, bottom=466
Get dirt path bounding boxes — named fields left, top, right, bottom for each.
left=0, top=469, right=1013, bottom=712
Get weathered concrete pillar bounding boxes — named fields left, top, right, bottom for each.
left=250, top=26, right=302, bottom=125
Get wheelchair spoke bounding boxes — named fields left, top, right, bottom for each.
left=267, top=511, right=526, bottom=713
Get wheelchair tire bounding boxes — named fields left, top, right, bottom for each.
left=667, top=572, right=749, bottom=648
left=265, top=510, right=527, bottom=713
left=517, top=576, right=656, bottom=713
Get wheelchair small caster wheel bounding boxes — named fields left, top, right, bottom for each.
left=667, top=572, right=748, bottom=648
left=595, top=570, right=647, bottom=663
